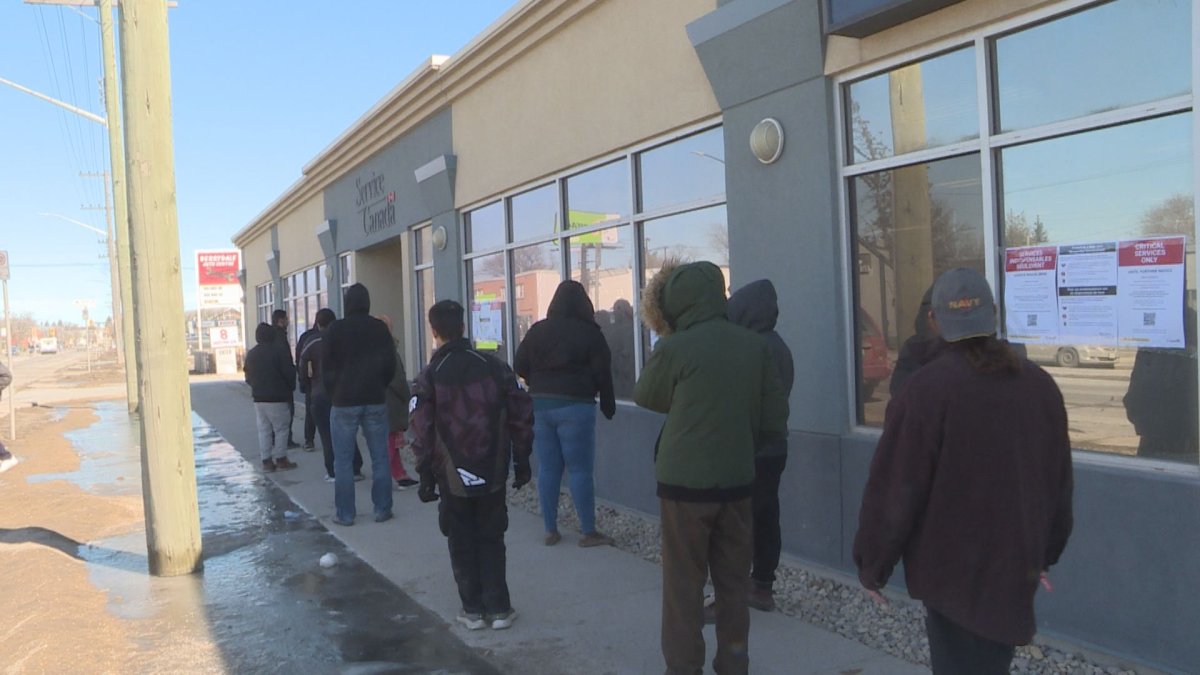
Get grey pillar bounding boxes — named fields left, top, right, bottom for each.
left=415, top=154, right=461, bottom=304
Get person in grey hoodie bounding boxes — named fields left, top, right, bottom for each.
left=727, top=279, right=795, bottom=612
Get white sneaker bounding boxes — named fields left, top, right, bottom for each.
left=323, top=475, right=335, bottom=483
left=456, top=610, right=486, bottom=631
left=488, top=609, right=517, bottom=630
left=0, top=457, right=17, bottom=474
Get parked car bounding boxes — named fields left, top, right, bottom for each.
left=859, top=309, right=892, bottom=398
left=1024, top=343, right=1119, bottom=368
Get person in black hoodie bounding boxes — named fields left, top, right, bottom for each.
left=244, top=322, right=298, bottom=473
left=854, top=268, right=1073, bottom=674
left=322, top=283, right=396, bottom=526
left=727, top=279, right=794, bottom=612
left=272, top=309, right=300, bottom=449
left=514, top=280, right=616, bottom=547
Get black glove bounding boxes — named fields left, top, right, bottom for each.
left=512, top=463, right=531, bottom=490
left=417, top=474, right=439, bottom=503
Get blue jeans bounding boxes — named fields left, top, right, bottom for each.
left=534, top=402, right=598, bottom=534
left=330, top=404, right=391, bottom=522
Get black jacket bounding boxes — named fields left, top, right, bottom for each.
left=295, top=327, right=321, bottom=394
left=244, top=323, right=296, bottom=403
left=853, top=345, right=1073, bottom=646
left=514, top=281, right=616, bottom=419
left=322, top=284, right=396, bottom=407
left=297, top=330, right=329, bottom=399
left=411, top=338, right=535, bottom=498
left=727, top=280, right=794, bottom=457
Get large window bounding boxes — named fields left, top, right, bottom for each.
left=255, top=282, right=274, bottom=326
left=283, top=262, right=328, bottom=347
left=462, top=124, right=728, bottom=398
left=841, top=0, right=1196, bottom=466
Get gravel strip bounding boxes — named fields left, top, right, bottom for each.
left=508, top=480, right=1138, bottom=675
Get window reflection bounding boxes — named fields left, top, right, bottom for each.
left=510, top=242, right=559, bottom=347
left=851, top=154, right=985, bottom=425
left=511, top=184, right=560, bottom=244
left=415, top=226, right=432, bottom=265
left=467, top=201, right=505, bottom=253
left=642, top=206, right=730, bottom=355
left=1001, top=113, right=1195, bottom=463
left=995, top=0, right=1191, bottom=133
left=846, top=47, right=978, bottom=164
left=566, top=160, right=629, bottom=230
left=639, top=127, right=727, bottom=214
left=468, top=253, right=508, bottom=362
left=416, top=268, right=435, bottom=365
left=642, top=205, right=730, bottom=278
left=569, top=225, right=635, bottom=399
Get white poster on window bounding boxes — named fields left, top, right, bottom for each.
left=1004, top=246, right=1059, bottom=344
left=471, top=300, right=503, bottom=350
left=1056, top=242, right=1119, bottom=345
left=1117, top=237, right=1186, bottom=349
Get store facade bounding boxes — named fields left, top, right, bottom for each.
left=234, top=0, right=1198, bottom=669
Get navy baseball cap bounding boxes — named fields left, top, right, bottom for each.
left=931, top=268, right=996, bottom=342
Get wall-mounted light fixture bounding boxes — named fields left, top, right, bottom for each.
left=749, top=118, right=784, bottom=164
left=432, top=225, right=448, bottom=251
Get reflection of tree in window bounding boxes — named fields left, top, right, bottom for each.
left=1004, top=211, right=1049, bottom=247
left=853, top=108, right=984, bottom=344
left=1140, top=194, right=1194, bottom=243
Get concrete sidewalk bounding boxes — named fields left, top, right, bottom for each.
left=191, top=379, right=925, bottom=675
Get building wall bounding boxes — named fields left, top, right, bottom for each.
left=275, top=194, right=327, bottom=274
left=323, top=109, right=453, bottom=255
left=451, top=0, right=721, bottom=207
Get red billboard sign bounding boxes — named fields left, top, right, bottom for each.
left=197, top=250, right=241, bottom=286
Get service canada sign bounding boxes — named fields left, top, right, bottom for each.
left=355, top=171, right=397, bottom=236
left=196, top=249, right=242, bottom=308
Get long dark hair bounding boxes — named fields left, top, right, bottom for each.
left=955, top=336, right=1022, bottom=375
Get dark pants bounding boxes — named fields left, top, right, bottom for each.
left=438, top=490, right=511, bottom=616
left=0, top=441, right=9, bottom=460
left=311, top=393, right=362, bottom=478
left=925, top=606, right=1015, bottom=675
left=303, top=391, right=316, bottom=445
left=287, top=398, right=297, bottom=444
left=751, top=455, right=787, bottom=590
left=661, top=498, right=752, bottom=675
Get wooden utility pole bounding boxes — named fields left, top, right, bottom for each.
left=98, top=0, right=139, bottom=414
left=118, top=0, right=201, bottom=576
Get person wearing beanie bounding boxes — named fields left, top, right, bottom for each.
left=854, top=268, right=1074, bottom=674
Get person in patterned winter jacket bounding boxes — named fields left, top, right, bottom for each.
left=410, top=299, right=534, bottom=632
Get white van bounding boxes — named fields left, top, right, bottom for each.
left=38, top=337, right=59, bottom=354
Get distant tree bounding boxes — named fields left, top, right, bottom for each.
left=1004, top=210, right=1049, bottom=247
left=1140, top=194, right=1195, bottom=243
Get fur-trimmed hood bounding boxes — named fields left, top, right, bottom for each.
left=640, top=260, right=726, bottom=337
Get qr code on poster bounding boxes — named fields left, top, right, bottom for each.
left=1026, top=314, right=1038, bottom=327
left=1143, top=312, right=1157, bottom=327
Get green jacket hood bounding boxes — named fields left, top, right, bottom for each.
left=655, top=261, right=727, bottom=333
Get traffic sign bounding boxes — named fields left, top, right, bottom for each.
left=0, top=250, right=8, bottom=281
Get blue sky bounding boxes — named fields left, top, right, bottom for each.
left=1, top=0, right=514, bottom=324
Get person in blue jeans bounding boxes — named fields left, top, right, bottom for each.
left=322, top=283, right=397, bottom=526
left=514, top=280, right=617, bottom=547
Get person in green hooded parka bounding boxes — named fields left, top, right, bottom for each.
left=635, top=260, right=789, bottom=675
